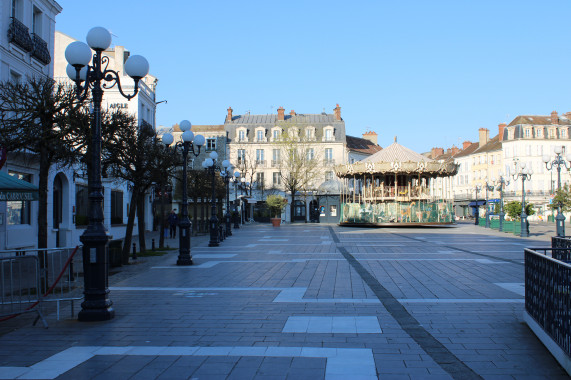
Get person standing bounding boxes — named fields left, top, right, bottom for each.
left=168, top=209, right=178, bottom=239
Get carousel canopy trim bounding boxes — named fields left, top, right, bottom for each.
left=335, top=141, right=458, bottom=177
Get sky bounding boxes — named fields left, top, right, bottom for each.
left=54, top=0, right=571, bottom=153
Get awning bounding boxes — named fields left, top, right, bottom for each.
left=468, top=201, right=486, bottom=207
left=0, top=171, right=39, bottom=201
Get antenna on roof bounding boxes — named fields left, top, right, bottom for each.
left=394, top=136, right=397, bottom=142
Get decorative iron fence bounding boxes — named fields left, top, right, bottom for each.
left=524, top=247, right=570, bottom=360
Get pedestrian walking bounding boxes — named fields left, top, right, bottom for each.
left=168, top=209, right=178, bottom=238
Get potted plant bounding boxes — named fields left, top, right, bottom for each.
left=266, top=194, right=287, bottom=227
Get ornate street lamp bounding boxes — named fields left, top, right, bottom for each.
left=232, top=171, right=240, bottom=229
left=512, top=163, right=532, bottom=237
left=474, top=185, right=481, bottom=225
left=484, top=180, right=494, bottom=228
left=542, top=146, right=571, bottom=237
left=65, top=26, right=149, bottom=322
left=220, top=166, right=233, bottom=236
left=162, top=121, right=205, bottom=265
left=202, top=152, right=230, bottom=247
left=492, top=174, right=509, bottom=232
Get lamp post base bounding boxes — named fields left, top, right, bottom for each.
left=555, top=211, right=565, bottom=237
left=78, top=300, right=114, bottom=322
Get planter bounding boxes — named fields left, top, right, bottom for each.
left=271, top=218, right=281, bottom=227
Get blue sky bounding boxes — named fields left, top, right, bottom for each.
left=55, top=0, right=571, bottom=153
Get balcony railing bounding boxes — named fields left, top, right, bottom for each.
left=524, top=246, right=570, bottom=367
left=7, top=17, right=33, bottom=52
left=31, top=33, right=51, bottom=65
left=271, top=160, right=280, bottom=167
left=323, top=159, right=335, bottom=166
left=255, top=160, right=266, bottom=167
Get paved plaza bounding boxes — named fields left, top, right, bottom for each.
left=0, top=222, right=569, bottom=379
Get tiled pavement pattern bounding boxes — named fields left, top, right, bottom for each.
left=0, top=223, right=569, bottom=379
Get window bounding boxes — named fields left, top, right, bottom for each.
left=256, top=172, right=264, bottom=188
left=237, top=149, right=245, bottom=163
left=33, top=7, right=42, bottom=36
left=306, top=148, right=314, bottom=160
left=525, top=129, right=530, bottom=138
left=256, top=130, right=264, bottom=141
left=7, top=171, right=31, bottom=225
left=11, top=0, right=23, bottom=20
left=206, top=138, right=216, bottom=151
left=256, top=149, right=265, bottom=164
left=526, top=145, right=531, bottom=155
left=273, top=172, right=281, bottom=185
left=325, top=148, right=333, bottom=161
left=75, top=184, right=89, bottom=226
left=111, top=190, right=123, bottom=224
left=562, top=129, right=567, bottom=138
left=238, top=130, right=246, bottom=141
left=549, top=129, right=556, bottom=138
left=325, top=129, right=333, bottom=141
left=273, top=129, right=280, bottom=141
left=330, top=205, right=337, bottom=217
left=9, top=70, right=22, bottom=83
left=272, top=149, right=280, bottom=167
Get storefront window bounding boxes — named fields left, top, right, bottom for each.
left=7, top=171, right=31, bottom=225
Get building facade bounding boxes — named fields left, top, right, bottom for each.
left=0, top=0, right=61, bottom=250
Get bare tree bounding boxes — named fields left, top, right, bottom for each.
left=275, top=129, right=323, bottom=222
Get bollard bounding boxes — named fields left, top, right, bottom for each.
left=132, top=243, right=137, bottom=260
left=152, top=239, right=155, bottom=251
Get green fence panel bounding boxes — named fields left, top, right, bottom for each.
left=478, top=217, right=485, bottom=226
left=514, top=221, right=521, bottom=235
left=490, top=218, right=499, bottom=229
left=503, top=221, right=514, bottom=233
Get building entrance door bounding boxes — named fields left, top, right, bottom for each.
left=293, top=200, right=306, bottom=222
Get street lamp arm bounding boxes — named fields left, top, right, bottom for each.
left=101, top=67, right=141, bottom=101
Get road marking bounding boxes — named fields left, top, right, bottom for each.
left=0, top=345, right=376, bottom=380
left=283, top=316, right=382, bottom=333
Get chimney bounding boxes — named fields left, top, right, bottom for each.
left=450, top=145, right=459, bottom=155
left=498, top=123, right=506, bottom=142
left=290, top=110, right=296, bottom=116
left=431, top=147, right=444, bottom=159
left=115, top=45, right=125, bottom=75
left=462, top=141, right=472, bottom=150
left=226, top=107, right=233, bottom=122
left=277, top=106, right=285, bottom=121
left=478, top=128, right=489, bottom=148
left=551, top=111, right=559, bottom=125
left=362, top=131, right=378, bottom=145
left=334, top=104, right=341, bottom=121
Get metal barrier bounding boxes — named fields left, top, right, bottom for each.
left=0, top=246, right=81, bottom=327
left=524, top=247, right=571, bottom=360
left=0, top=255, right=46, bottom=327
left=551, top=237, right=571, bottom=261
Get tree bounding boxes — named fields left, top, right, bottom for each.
left=275, top=128, right=323, bottom=222
left=234, top=142, right=260, bottom=196
left=505, top=201, right=536, bottom=220
left=266, top=194, right=287, bottom=218
left=0, top=76, right=88, bottom=249
left=548, top=184, right=571, bottom=213
left=107, top=115, right=176, bottom=262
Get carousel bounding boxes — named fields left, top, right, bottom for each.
left=335, top=139, right=458, bottom=225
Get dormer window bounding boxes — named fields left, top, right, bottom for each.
left=237, top=127, right=248, bottom=142
left=524, top=128, right=531, bottom=138
left=257, top=130, right=263, bottom=141
left=305, top=127, right=316, bottom=141
left=562, top=128, right=567, bottom=139
left=323, top=127, right=334, bottom=142
left=271, top=127, right=282, bottom=142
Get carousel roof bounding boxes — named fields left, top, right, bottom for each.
left=362, top=141, right=430, bottom=163
left=335, top=140, right=458, bottom=177
left=317, top=179, right=345, bottom=195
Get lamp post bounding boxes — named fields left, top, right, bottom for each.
left=232, top=172, right=240, bottom=229
left=512, top=163, right=532, bottom=237
left=542, top=146, right=571, bottom=237
left=484, top=180, right=494, bottom=228
left=202, top=152, right=230, bottom=247
left=65, top=27, right=149, bottom=322
left=220, top=167, right=233, bottom=236
left=162, top=121, right=205, bottom=265
left=474, top=185, right=481, bottom=225
left=492, top=174, right=509, bottom=232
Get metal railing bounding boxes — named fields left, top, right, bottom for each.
left=0, top=246, right=81, bottom=326
left=524, top=247, right=570, bottom=359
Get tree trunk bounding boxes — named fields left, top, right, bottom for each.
left=37, top=147, right=51, bottom=292
left=159, top=186, right=165, bottom=248
left=137, top=191, right=147, bottom=253
left=290, top=189, right=296, bottom=224
left=122, top=190, right=138, bottom=264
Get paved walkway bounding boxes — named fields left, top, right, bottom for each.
left=0, top=222, right=569, bottom=379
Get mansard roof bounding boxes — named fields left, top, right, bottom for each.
left=346, top=135, right=382, bottom=155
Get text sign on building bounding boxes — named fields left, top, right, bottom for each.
left=108, top=103, right=128, bottom=109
